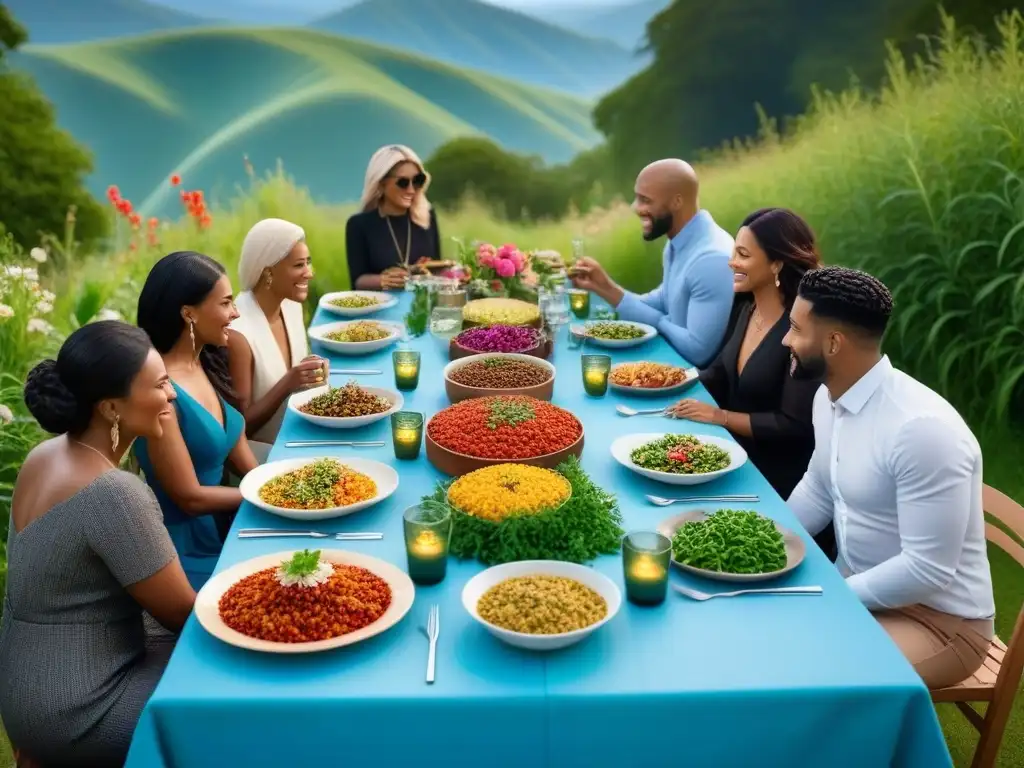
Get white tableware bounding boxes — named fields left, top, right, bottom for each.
left=609, top=364, right=699, bottom=397
left=610, top=432, right=747, bottom=486
left=646, top=494, right=760, bottom=506
left=462, top=560, right=621, bottom=652
left=309, top=320, right=404, bottom=355
left=657, top=509, right=806, bottom=583
left=287, top=385, right=403, bottom=429
left=570, top=321, right=658, bottom=349
left=319, top=290, right=397, bottom=317
left=673, top=584, right=822, bottom=600
left=194, top=549, right=414, bottom=653
left=425, top=604, right=439, bottom=684
left=240, top=456, right=399, bottom=521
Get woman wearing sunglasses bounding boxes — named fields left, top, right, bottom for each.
left=346, top=144, right=441, bottom=291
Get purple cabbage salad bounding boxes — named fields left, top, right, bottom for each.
left=455, top=324, right=541, bottom=353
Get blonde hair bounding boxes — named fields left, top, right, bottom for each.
left=360, top=144, right=432, bottom=229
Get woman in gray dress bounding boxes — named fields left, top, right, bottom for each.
left=0, top=321, right=196, bottom=767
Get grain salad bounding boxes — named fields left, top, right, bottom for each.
left=477, top=575, right=607, bottom=634
left=299, top=381, right=392, bottom=418
left=463, top=298, right=540, bottom=326
left=447, top=464, right=571, bottom=521
left=329, top=295, right=381, bottom=309
left=448, top=358, right=551, bottom=389
left=630, top=434, right=731, bottom=475
left=258, top=458, right=377, bottom=510
left=324, top=321, right=391, bottom=343
left=585, top=321, right=646, bottom=340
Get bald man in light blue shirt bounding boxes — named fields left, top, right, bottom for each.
left=570, top=159, right=734, bottom=366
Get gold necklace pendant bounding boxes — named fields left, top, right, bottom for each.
left=385, top=212, right=412, bottom=268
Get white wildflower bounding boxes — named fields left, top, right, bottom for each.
left=41, top=289, right=55, bottom=303
left=35, top=300, right=53, bottom=314
left=27, top=318, right=54, bottom=334
left=3, top=266, right=23, bottom=279
left=0, top=405, right=12, bottom=425
left=0, top=304, right=13, bottom=320
left=20, top=268, right=39, bottom=283
left=29, top=247, right=47, bottom=264
left=96, top=308, right=123, bottom=321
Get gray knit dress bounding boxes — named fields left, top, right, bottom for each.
left=0, top=470, right=179, bottom=766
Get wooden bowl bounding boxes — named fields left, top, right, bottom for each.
left=449, top=336, right=551, bottom=361
left=443, top=354, right=556, bottom=403
left=425, top=430, right=584, bottom=477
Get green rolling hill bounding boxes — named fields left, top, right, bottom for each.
left=311, top=0, right=638, bottom=95
left=13, top=26, right=600, bottom=217
left=4, top=0, right=206, bottom=44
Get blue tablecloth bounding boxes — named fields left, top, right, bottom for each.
left=126, top=295, right=951, bottom=768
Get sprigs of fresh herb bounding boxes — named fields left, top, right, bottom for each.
left=404, top=284, right=435, bottom=337
left=279, top=549, right=322, bottom=580
left=486, top=399, right=535, bottom=429
left=671, top=510, right=787, bottom=574
left=429, top=456, right=624, bottom=565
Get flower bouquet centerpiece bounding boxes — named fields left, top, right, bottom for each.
left=454, top=238, right=537, bottom=301
left=421, top=457, right=623, bottom=565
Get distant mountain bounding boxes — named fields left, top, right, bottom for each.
left=148, top=0, right=356, bottom=24
left=311, top=0, right=639, bottom=96
left=528, top=0, right=669, bottom=51
left=4, top=0, right=206, bottom=44
left=14, top=27, right=599, bottom=215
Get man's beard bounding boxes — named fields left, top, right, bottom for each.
left=790, top=352, right=826, bottom=380
left=643, top=212, right=674, bottom=241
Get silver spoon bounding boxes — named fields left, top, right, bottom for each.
left=646, top=494, right=760, bottom=506
left=616, top=404, right=667, bottom=417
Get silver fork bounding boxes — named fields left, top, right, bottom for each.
left=673, top=583, right=823, bottom=601
left=237, top=529, right=383, bottom=540
left=425, top=604, right=439, bottom=684
left=646, top=494, right=759, bottom=506
left=284, top=440, right=386, bottom=448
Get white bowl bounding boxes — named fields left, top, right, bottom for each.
left=288, top=385, right=403, bottom=429
left=571, top=321, right=658, bottom=349
left=195, top=549, right=415, bottom=653
left=462, top=560, right=621, bottom=651
left=309, top=320, right=404, bottom=355
left=610, top=432, right=748, bottom=486
left=609, top=364, right=699, bottom=397
left=319, top=291, right=397, bottom=317
left=240, top=456, right=400, bottom=521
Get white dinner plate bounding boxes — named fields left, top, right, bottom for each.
left=240, top=456, right=399, bottom=521
left=462, top=560, right=621, bottom=651
left=318, top=291, right=397, bottom=317
left=608, top=364, right=699, bottom=397
left=610, top=432, right=747, bottom=486
left=309, top=320, right=404, bottom=355
left=288, top=385, right=403, bottom=429
left=195, top=549, right=414, bottom=653
left=570, top=321, right=658, bottom=348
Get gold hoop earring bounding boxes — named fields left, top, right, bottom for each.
left=189, top=319, right=196, bottom=358
left=110, top=414, right=120, bottom=452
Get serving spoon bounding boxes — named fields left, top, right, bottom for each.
left=646, top=494, right=759, bottom=506
left=616, top=404, right=668, bottom=417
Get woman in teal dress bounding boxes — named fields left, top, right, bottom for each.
left=135, top=251, right=259, bottom=590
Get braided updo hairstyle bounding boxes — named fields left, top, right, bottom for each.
left=24, top=321, right=153, bottom=435
left=797, top=265, right=894, bottom=338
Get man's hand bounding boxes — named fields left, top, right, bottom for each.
left=570, top=257, right=622, bottom=305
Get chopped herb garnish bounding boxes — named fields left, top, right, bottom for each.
left=280, top=549, right=323, bottom=580
left=486, top=399, right=535, bottom=429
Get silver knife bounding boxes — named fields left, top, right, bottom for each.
left=237, top=530, right=383, bottom=540
left=329, top=369, right=383, bottom=375
left=284, top=440, right=386, bottom=448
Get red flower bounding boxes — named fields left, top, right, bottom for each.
left=106, top=185, right=121, bottom=202
left=128, top=212, right=141, bottom=229
left=199, top=214, right=212, bottom=229
left=129, top=242, right=138, bottom=252
left=148, top=217, right=159, bottom=230
left=146, top=232, right=159, bottom=247
left=116, top=198, right=133, bottom=216
left=180, top=190, right=190, bottom=203
left=170, top=173, right=181, bottom=186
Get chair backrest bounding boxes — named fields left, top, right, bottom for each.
left=982, top=485, right=1024, bottom=696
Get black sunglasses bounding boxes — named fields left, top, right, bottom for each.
left=391, top=172, right=426, bottom=190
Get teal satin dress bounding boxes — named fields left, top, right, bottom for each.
left=135, top=382, right=245, bottom=591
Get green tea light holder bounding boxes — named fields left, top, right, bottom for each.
left=403, top=504, right=452, bottom=585
left=581, top=354, right=611, bottom=396
left=622, top=531, right=671, bottom=606
left=568, top=289, right=590, bottom=319
left=391, top=411, right=423, bottom=460
left=392, top=350, right=421, bottom=391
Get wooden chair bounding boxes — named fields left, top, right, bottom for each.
left=931, top=484, right=1024, bottom=768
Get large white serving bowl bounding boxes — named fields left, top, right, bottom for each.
left=240, top=456, right=399, bottom=521
left=318, top=290, right=397, bottom=317
left=287, top=385, right=403, bottom=429
left=570, top=320, right=658, bottom=349
left=195, top=549, right=415, bottom=653
left=308, top=320, right=404, bottom=355
left=610, top=432, right=748, bottom=486
left=462, top=560, right=621, bottom=652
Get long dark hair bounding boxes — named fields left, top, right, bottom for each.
left=741, top=208, right=821, bottom=307
left=24, top=321, right=153, bottom=435
left=137, top=251, right=237, bottom=405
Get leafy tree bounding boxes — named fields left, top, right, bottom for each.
left=0, top=3, right=108, bottom=251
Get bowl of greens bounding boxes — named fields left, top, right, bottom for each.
left=656, top=508, right=805, bottom=582
left=570, top=320, right=657, bottom=348
left=610, top=432, right=746, bottom=486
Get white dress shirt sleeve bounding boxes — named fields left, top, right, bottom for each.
left=845, top=416, right=977, bottom=610
left=786, top=388, right=833, bottom=536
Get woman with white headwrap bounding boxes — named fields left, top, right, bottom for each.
left=226, top=218, right=327, bottom=461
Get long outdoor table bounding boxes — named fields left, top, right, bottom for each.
left=126, top=293, right=951, bottom=768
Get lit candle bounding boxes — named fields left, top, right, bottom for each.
left=630, top=555, right=666, bottom=583
left=396, top=363, right=417, bottom=378
left=411, top=530, right=444, bottom=558
left=568, top=289, right=590, bottom=319
left=395, top=427, right=418, bottom=444
left=622, top=531, right=671, bottom=606
left=404, top=505, right=451, bottom=585
left=581, top=354, right=611, bottom=396
left=584, top=369, right=607, bottom=389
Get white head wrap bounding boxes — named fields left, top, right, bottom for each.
left=238, top=218, right=306, bottom=291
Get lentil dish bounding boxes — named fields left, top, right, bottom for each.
left=299, top=381, right=392, bottom=418
left=447, top=464, right=571, bottom=521
left=324, top=321, right=392, bottom=343
left=448, top=358, right=551, bottom=389
left=258, top=458, right=378, bottom=509
left=630, top=434, right=731, bottom=475
left=610, top=362, right=687, bottom=389
left=218, top=553, right=392, bottom=643
left=585, top=321, right=647, bottom=340
left=454, top=325, right=542, bottom=353
left=477, top=575, right=607, bottom=635
left=427, top=396, right=582, bottom=460
left=463, top=298, right=540, bottom=326
left=329, top=295, right=381, bottom=309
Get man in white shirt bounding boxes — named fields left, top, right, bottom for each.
left=783, top=266, right=995, bottom=689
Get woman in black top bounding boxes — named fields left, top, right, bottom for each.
left=668, top=208, right=837, bottom=560
left=346, top=144, right=442, bottom=291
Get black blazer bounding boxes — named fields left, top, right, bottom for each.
left=698, top=300, right=820, bottom=499
left=345, top=208, right=441, bottom=287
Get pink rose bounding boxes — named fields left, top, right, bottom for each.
left=495, top=258, right=516, bottom=278
left=509, top=250, right=526, bottom=273
left=478, top=253, right=497, bottom=268
left=497, top=243, right=518, bottom=261
left=477, top=243, right=496, bottom=259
